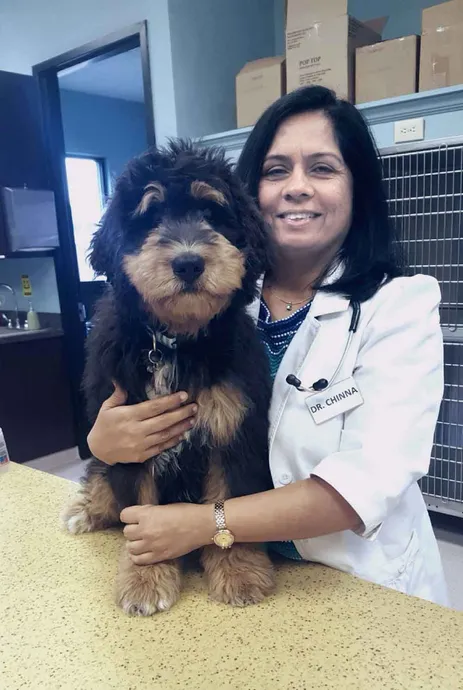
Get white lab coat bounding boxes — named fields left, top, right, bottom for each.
left=249, top=271, right=449, bottom=606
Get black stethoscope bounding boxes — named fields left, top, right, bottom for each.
left=286, top=300, right=361, bottom=393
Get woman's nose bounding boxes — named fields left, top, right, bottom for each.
left=282, top=172, right=315, bottom=202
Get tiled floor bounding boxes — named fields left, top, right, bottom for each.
left=24, top=447, right=463, bottom=612
left=24, top=447, right=90, bottom=483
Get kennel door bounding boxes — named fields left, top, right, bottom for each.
left=382, top=141, right=463, bottom=517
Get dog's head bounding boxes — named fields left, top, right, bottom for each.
left=90, top=140, right=272, bottom=335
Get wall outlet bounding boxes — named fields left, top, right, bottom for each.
left=393, top=117, right=425, bottom=143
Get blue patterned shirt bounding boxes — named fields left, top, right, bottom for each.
left=257, top=298, right=312, bottom=561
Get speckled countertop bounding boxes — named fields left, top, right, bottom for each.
left=0, top=327, right=63, bottom=344
left=1, top=463, right=463, bottom=690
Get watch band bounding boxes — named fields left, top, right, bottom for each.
left=212, top=501, right=235, bottom=549
left=214, top=501, right=227, bottom=530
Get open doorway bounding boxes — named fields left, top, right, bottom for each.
left=58, top=45, right=149, bottom=327
left=33, top=23, right=155, bottom=459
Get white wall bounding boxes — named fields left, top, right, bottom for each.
left=0, top=0, right=455, bottom=142
left=169, top=0, right=277, bottom=138
left=0, top=0, right=178, bottom=144
left=0, top=257, right=60, bottom=313
left=274, top=0, right=286, bottom=55
left=0, top=0, right=286, bottom=141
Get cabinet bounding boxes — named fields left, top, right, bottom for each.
left=0, top=335, right=75, bottom=462
left=0, top=70, right=53, bottom=254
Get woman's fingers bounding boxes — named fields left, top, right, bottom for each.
left=138, top=435, right=186, bottom=463
left=141, top=403, right=198, bottom=436
left=134, top=392, right=190, bottom=421
left=126, top=539, right=146, bottom=556
left=142, top=405, right=196, bottom=438
left=123, top=524, right=140, bottom=539
left=129, top=552, right=157, bottom=566
left=100, top=382, right=128, bottom=410
left=87, top=384, right=197, bottom=464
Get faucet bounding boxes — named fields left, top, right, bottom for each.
left=0, top=284, right=21, bottom=329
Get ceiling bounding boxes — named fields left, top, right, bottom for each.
left=58, top=48, right=144, bottom=103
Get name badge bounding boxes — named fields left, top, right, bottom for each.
left=305, top=376, right=363, bottom=424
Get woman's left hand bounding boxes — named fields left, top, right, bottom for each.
left=120, top=503, right=215, bottom=565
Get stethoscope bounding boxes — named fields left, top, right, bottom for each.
left=286, top=300, right=361, bottom=394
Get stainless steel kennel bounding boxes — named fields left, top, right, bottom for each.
left=381, top=137, right=463, bottom=517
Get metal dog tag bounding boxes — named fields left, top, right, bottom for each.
left=305, top=376, right=363, bottom=424
left=147, top=349, right=163, bottom=373
left=146, top=334, right=163, bottom=373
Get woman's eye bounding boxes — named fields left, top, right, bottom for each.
left=312, top=165, right=334, bottom=175
left=263, top=167, right=287, bottom=178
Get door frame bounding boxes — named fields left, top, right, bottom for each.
left=33, top=21, right=155, bottom=458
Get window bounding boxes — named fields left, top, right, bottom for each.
left=65, top=156, right=107, bottom=282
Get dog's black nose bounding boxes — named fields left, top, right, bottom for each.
left=172, top=253, right=205, bottom=284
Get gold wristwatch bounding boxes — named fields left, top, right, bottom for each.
left=212, top=501, right=235, bottom=549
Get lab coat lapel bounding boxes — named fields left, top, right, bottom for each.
left=310, top=290, right=350, bottom=319
left=295, top=290, right=351, bottom=391
left=247, top=267, right=352, bottom=443
left=269, top=288, right=351, bottom=446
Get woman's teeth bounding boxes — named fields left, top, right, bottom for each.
left=281, top=212, right=319, bottom=220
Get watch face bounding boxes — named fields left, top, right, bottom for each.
left=213, top=529, right=235, bottom=549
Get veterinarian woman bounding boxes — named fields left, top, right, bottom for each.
left=88, top=85, right=448, bottom=606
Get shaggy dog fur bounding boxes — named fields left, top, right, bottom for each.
left=61, top=141, right=276, bottom=615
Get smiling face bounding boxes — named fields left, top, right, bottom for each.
left=258, top=111, right=353, bottom=267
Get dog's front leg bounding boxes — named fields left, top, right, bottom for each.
left=61, top=462, right=120, bottom=534
left=115, top=468, right=182, bottom=615
left=116, top=549, right=182, bottom=616
left=200, top=459, right=275, bottom=607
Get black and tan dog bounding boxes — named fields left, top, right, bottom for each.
left=62, top=141, right=275, bottom=615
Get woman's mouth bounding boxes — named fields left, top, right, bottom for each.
left=276, top=211, right=322, bottom=226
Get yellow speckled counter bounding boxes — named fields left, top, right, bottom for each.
left=1, top=463, right=463, bottom=690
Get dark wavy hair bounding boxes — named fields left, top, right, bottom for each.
left=236, top=85, right=403, bottom=302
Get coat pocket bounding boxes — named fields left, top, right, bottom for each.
left=382, top=529, right=420, bottom=594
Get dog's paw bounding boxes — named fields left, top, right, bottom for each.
left=204, top=545, right=275, bottom=607
left=60, top=499, right=95, bottom=534
left=210, top=568, right=275, bottom=607
left=116, top=556, right=182, bottom=616
left=117, top=589, right=178, bottom=616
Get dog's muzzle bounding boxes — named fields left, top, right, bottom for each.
left=172, top=252, right=205, bottom=286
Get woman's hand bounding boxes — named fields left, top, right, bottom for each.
left=120, top=503, right=215, bottom=564
left=87, top=383, right=198, bottom=465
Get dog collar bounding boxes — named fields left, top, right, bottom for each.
left=153, top=330, right=177, bottom=351
left=145, top=328, right=177, bottom=373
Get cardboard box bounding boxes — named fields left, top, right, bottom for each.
left=236, top=56, right=285, bottom=129
left=356, top=35, right=419, bottom=104
left=285, top=0, right=383, bottom=101
left=420, top=0, right=463, bottom=91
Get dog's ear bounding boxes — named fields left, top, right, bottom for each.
left=89, top=200, right=123, bottom=281
left=191, top=180, right=227, bottom=206
left=231, top=182, right=274, bottom=281
left=133, top=182, right=166, bottom=217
